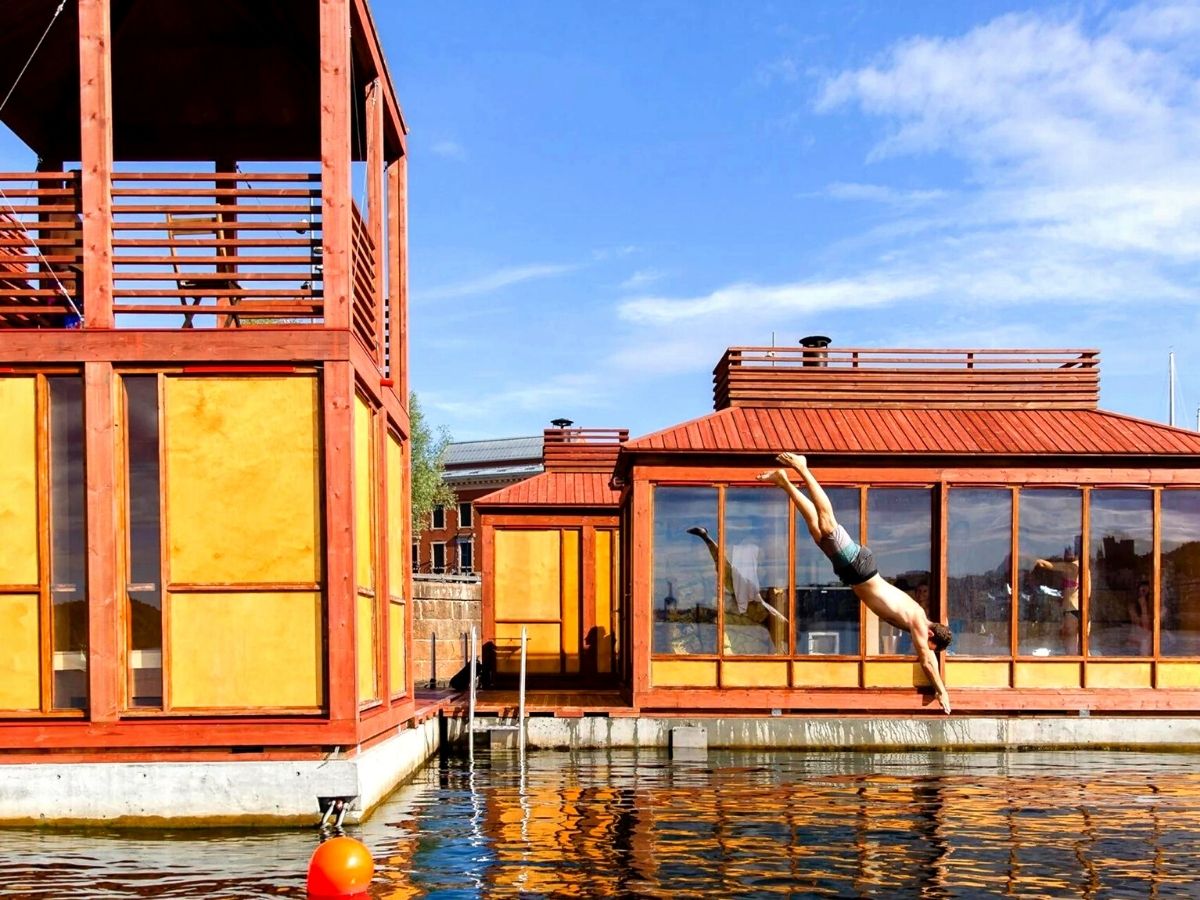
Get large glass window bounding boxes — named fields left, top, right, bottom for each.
left=653, top=487, right=718, bottom=655
left=124, top=376, right=163, bottom=707
left=1089, top=490, right=1153, bottom=658
left=866, top=489, right=933, bottom=655
left=794, top=487, right=861, bottom=656
left=48, top=377, right=88, bottom=710
left=1018, top=489, right=1082, bottom=656
left=723, top=487, right=788, bottom=656
left=1162, top=490, right=1200, bottom=657
left=947, top=489, right=1012, bottom=656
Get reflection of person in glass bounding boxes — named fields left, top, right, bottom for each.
left=1033, top=550, right=1080, bottom=653
left=1129, top=579, right=1152, bottom=656
left=685, top=525, right=787, bottom=625
left=759, top=452, right=953, bottom=713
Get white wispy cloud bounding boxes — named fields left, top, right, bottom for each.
left=619, top=268, right=665, bottom=290
left=430, top=140, right=466, bottom=160
left=416, top=262, right=577, bottom=301
left=616, top=1, right=1200, bottom=350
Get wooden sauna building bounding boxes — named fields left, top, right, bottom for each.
left=479, top=344, right=1200, bottom=715
left=0, top=0, right=418, bottom=772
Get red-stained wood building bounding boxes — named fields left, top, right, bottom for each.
left=479, top=343, right=1200, bottom=715
left=0, top=0, right=418, bottom=767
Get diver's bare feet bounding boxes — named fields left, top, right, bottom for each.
left=777, top=451, right=807, bottom=472
left=685, top=526, right=710, bottom=540
left=756, top=469, right=789, bottom=486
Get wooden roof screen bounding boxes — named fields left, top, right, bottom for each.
left=542, top=427, right=628, bottom=473
left=714, top=347, right=1100, bottom=410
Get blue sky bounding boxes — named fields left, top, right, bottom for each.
left=1, top=1, right=1197, bottom=442
left=382, top=0, right=1200, bottom=440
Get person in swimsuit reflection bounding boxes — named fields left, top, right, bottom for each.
left=685, top=526, right=787, bottom=625
left=758, top=452, right=953, bottom=713
left=1033, top=549, right=1080, bottom=653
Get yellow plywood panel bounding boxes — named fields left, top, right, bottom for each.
left=165, top=377, right=320, bottom=585
left=354, top=396, right=375, bottom=591
left=1087, top=661, right=1151, bottom=689
left=0, top=379, right=38, bottom=586
left=496, top=622, right=560, bottom=674
left=792, top=660, right=859, bottom=688
left=562, top=530, right=579, bottom=667
left=594, top=530, right=613, bottom=675
left=1157, top=662, right=1200, bottom=689
left=494, top=530, right=561, bottom=622
left=864, top=660, right=931, bottom=688
left=0, top=594, right=39, bottom=710
left=357, top=592, right=378, bottom=703
left=386, top=433, right=404, bottom=600
left=652, top=659, right=718, bottom=687
left=168, top=592, right=322, bottom=709
left=722, top=660, right=789, bottom=688
left=1014, top=661, right=1081, bottom=689
left=946, top=661, right=1011, bottom=689
left=389, top=601, right=405, bottom=695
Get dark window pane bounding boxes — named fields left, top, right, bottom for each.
left=431, top=505, right=445, bottom=530
left=432, top=542, right=445, bottom=573
left=458, top=502, right=472, bottom=528
left=947, top=489, right=1011, bottom=656
left=723, top=486, right=788, bottom=656
left=653, top=486, right=718, bottom=655
left=1018, top=489, right=1082, bottom=656
left=867, top=489, right=933, bottom=656
left=1089, top=490, right=1152, bottom=658
left=794, top=487, right=860, bottom=656
left=459, top=539, right=473, bottom=572
left=48, top=377, right=87, bottom=711
left=1162, top=490, right=1200, bottom=657
left=125, top=376, right=163, bottom=707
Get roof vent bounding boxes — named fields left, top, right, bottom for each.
left=799, top=335, right=831, bottom=367
left=550, top=417, right=574, bottom=428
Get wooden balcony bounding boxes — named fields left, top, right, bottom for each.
left=714, top=346, right=1101, bottom=410
left=0, top=169, right=391, bottom=367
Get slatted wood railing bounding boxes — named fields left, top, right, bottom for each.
left=543, top=428, right=629, bottom=472
left=0, top=172, right=83, bottom=328
left=714, top=347, right=1101, bottom=410
left=350, top=202, right=380, bottom=361
left=110, top=171, right=324, bottom=327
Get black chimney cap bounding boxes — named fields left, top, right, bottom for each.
left=799, top=335, right=831, bottom=348
left=551, top=417, right=574, bottom=428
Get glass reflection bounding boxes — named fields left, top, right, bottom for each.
left=947, top=489, right=1012, bottom=656
left=866, top=489, right=932, bottom=656
left=48, top=376, right=87, bottom=710
left=1089, top=490, right=1152, bottom=658
left=125, top=376, right=164, bottom=706
left=1162, top=490, right=1200, bottom=657
left=794, top=487, right=860, bottom=656
left=653, top=487, right=718, bottom=654
left=722, top=487, right=788, bottom=655
left=1018, top=489, right=1082, bottom=657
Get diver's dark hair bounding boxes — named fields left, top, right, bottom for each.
left=930, top=622, right=953, bottom=651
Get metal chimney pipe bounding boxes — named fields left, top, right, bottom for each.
left=799, top=335, right=831, bottom=368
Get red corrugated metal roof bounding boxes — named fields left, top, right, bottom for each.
left=624, top=407, right=1200, bottom=455
left=476, top=471, right=620, bottom=507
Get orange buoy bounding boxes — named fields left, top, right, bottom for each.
left=306, top=835, right=374, bottom=898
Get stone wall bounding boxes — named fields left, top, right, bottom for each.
left=412, top=578, right=482, bottom=688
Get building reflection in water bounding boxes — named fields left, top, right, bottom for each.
left=2, top=750, right=1198, bottom=897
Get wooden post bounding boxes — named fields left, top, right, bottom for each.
left=84, top=362, right=119, bottom=721
left=365, top=79, right=385, bottom=364
left=389, top=155, right=408, bottom=399
left=78, top=0, right=114, bottom=329
left=324, top=362, right=358, bottom=723
left=319, top=0, right=352, bottom=332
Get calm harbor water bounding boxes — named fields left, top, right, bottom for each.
left=3, top=749, right=1200, bottom=898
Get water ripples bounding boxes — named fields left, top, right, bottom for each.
left=4, top=750, right=1200, bottom=897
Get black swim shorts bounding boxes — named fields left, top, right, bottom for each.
left=834, top=544, right=878, bottom=587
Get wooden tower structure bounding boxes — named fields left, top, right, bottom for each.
left=0, top=0, right=415, bottom=761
